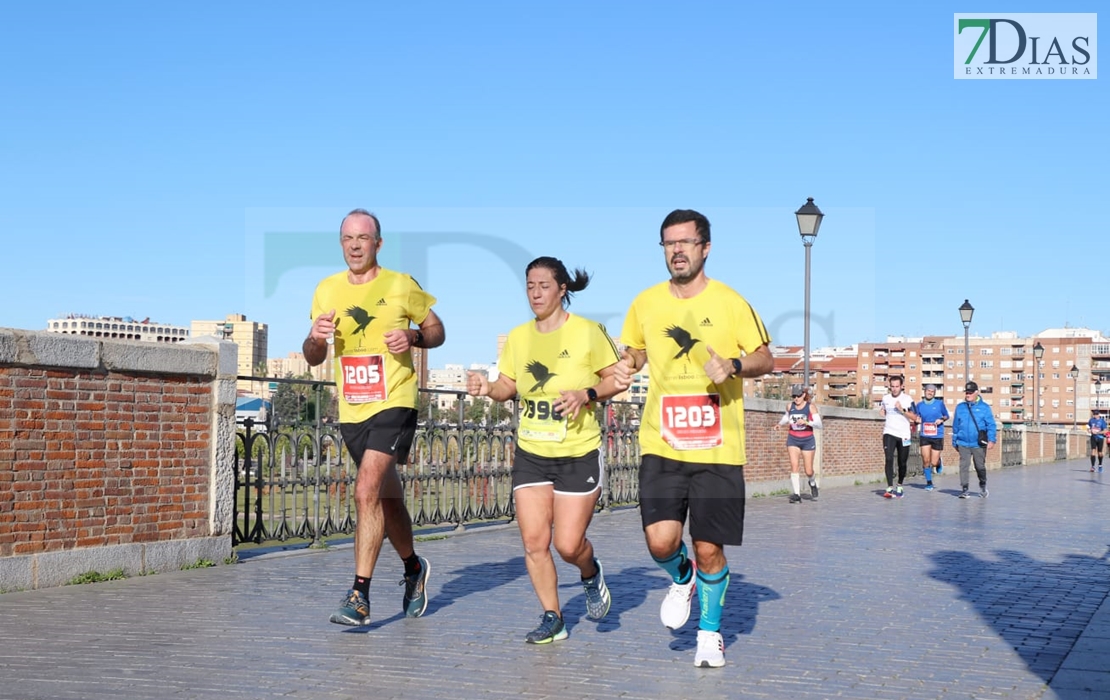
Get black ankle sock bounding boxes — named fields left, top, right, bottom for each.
left=403, top=553, right=421, bottom=577
left=581, top=559, right=600, bottom=581
left=353, top=576, right=370, bottom=597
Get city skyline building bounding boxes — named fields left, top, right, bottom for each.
left=45, top=314, right=190, bottom=343
left=191, top=314, right=268, bottom=393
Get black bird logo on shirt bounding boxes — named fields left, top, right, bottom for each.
left=664, top=325, right=700, bottom=359
left=525, top=360, right=556, bottom=392
left=345, top=306, right=375, bottom=336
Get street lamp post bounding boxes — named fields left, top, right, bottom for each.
left=1033, top=341, right=1045, bottom=425
left=1069, top=364, right=1080, bottom=429
left=795, top=197, right=824, bottom=395
left=959, top=299, right=974, bottom=384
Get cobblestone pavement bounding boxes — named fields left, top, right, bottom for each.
left=1, top=459, right=1108, bottom=699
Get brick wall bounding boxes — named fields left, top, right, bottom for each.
left=0, top=329, right=237, bottom=591
left=742, top=398, right=1080, bottom=493
left=1, top=369, right=212, bottom=555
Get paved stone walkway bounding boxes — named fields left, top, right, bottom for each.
left=1, top=459, right=1108, bottom=699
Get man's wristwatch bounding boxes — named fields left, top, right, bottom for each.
left=730, top=358, right=743, bottom=378
left=412, top=329, right=425, bottom=348
left=586, top=387, right=598, bottom=403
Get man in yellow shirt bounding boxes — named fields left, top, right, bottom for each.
left=304, top=209, right=446, bottom=627
left=621, top=209, right=773, bottom=668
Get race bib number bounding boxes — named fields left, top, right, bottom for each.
left=922, top=422, right=938, bottom=437
left=902, top=438, right=912, bottom=447
left=660, top=394, right=722, bottom=450
left=339, top=355, right=387, bottom=404
left=518, top=398, right=567, bottom=442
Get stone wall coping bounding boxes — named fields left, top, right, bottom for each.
left=0, top=327, right=233, bottom=378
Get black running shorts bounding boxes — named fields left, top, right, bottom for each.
left=512, top=447, right=602, bottom=495
left=340, top=407, right=418, bottom=467
left=639, top=454, right=746, bottom=546
left=919, top=437, right=945, bottom=450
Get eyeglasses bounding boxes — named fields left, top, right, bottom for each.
left=659, top=238, right=705, bottom=250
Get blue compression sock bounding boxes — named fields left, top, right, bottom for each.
left=652, top=541, right=692, bottom=584
left=697, top=566, right=730, bottom=632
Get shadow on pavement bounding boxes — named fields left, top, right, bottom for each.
left=667, top=572, right=781, bottom=652
left=927, top=547, right=1110, bottom=689
left=426, top=555, right=527, bottom=615
left=559, top=565, right=667, bottom=634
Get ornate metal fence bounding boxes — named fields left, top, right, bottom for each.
left=1055, top=432, right=1068, bottom=460
left=1001, top=428, right=1024, bottom=467
left=233, top=377, right=642, bottom=547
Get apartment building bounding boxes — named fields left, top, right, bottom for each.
left=190, top=314, right=268, bottom=393
left=46, top=314, right=190, bottom=343
left=748, top=345, right=861, bottom=405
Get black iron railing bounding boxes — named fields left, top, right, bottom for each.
left=233, top=377, right=643, bottom=547
left=1001, top=429, right=1024, bottom=467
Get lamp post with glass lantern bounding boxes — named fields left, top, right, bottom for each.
left=1069, top=364, right=1079, bottom=429
left=959, top=300, right=974, bottom=384
left=795, top=197, right=824, bottom=395
left=1033, top=342, right=1044, bottom=425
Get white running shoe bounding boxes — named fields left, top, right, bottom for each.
left=659, top=561, right=697, bottom=630
left=694, top=630, right=726, bottom=668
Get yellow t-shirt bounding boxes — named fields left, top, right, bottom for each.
left=499, top=313, right=620, bottom=458
left=309, top=268, right=435, bottom=423
left=621, top=279, right=770, bottom=465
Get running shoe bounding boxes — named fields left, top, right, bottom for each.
left=895, top=486, right=904, bottom=499
left=959, top=489, right=970, bottom=499
left=694, top=630, right=726, bottom=668
left=660, top=561, right=697, bottom=630
left=788, top=493, right=802, bottom=504
left=883, top=487, right=894, bottom=499
left=329, top=589, right=371, bottom=626
left=582, top=558, right=611, bottom=620
left=809, top=481, right=819, bottom=500
left=980, top=488, right=989, bottom=499
left=400, top=556, right=431, bottom=618
left=525, top=610, right=568, bottom=644
left=925, top=483, right=935, bottom=492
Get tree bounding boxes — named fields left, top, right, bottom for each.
left=417, top=391, right=433, bottom=417
left=488, top=400, right=512, bottom=425
left=271, top=381, right=301, bottom=426
left=465, top=397, right=489, bottom=425
left=611, top=401, right=638, bottom=426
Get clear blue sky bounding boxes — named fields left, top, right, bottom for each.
left=2, top=2, right=1104, bottom=368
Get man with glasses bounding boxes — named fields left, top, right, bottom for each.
left=621, top=209, right=773, bottom=668
left=951, top=381, right=997, bottom=498
left=304, top=208, right=446, bottom=627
